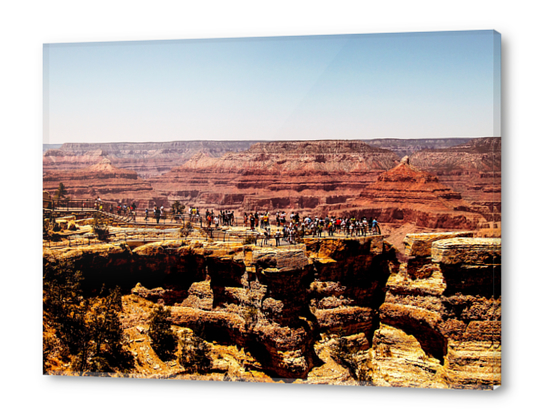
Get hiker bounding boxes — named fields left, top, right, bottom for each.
left=289, top=228, right=295, bottom=244
left=154, top=206, right=160, bottom=224
left=274, top=231, right=281, bottom=247
left=372, top=218, right=380, bottom=235
left=145, top=208, right=148, bottom=221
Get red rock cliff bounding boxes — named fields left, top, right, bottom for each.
left=410, top=137, right=501, bottom=221
left=43, top=158, right=163, bottom=208
left=150, top=140, right=398, bottom=212
left=323, top=157, right=484, bottom=231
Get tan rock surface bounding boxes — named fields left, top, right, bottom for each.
left=43, top=230, right=500, bottom=388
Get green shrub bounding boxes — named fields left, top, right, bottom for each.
left=43, top=259, right=133, bottom=374
left=178, top=331, right=212, bottom=373
left=148, top=305, right=178, bottom=361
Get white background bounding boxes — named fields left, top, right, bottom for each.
left=0, top=1, right=538, bottom=419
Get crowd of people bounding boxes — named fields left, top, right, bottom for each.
left=203, top=209, right=235, bottom=228
left=241, top=211, right=381, bottom=246
left=93, top=197, right=382, bottom=245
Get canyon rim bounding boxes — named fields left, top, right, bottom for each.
left=43, top=30, right=501, bottom=389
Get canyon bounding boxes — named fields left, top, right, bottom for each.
left=43, top=158, right=166, bottom=208
left=43, top=230, right=501, bottom=388
left=42, top=138, right=471, bottom=178
left=43, top=139, right=500, bottom=217
left=411, top=137, right=501, bottom=222
left=43, top=140, right=259, bottom=179
left=324, top=156, right=484, bottom=230
left=42, top=135, right=501, bottom=387
left=43, top=137, right=501, bottom=252
left=149, top=140, right=399, bottom=213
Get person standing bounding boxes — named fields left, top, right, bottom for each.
left=274, top=231, right=281, bottom=247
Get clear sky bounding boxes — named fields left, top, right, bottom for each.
left=43, top=30, right=501, bottom=144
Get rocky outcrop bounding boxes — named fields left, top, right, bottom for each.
left=43, top=231, right=500, bottom=388
left=362, top=138, right=473, bottom=158
left=410, top=138, right=501, bottom=221
left=150, top=140, right=398, bottom=212
left=43, top=235, right=390, bottom=379
left=43, top=158, right=164, bottom=208
left=325, top=159, right=485, bottom=230
left=43, top=141, right=258, bottom=179
left=372, top=233, right=501, bottom=389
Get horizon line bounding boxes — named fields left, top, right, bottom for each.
left=44, top=136, right=500, bottom=146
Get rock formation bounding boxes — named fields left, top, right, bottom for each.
left=372, top=233, right=500, bottom=389
left=361, top=138, right=473, bottom=159
left=43, top=232, right=501, bottom=388
left=43, top=140, right=259, bottom=178
left=43, top=138, right=500, bottom=223
left=150, top=140, right=398, bottom=212
left=410, top=137, right=501, bottom=222
left=43, top=158, right=163, bottom=208
left=323, top=157, right=485, bottom=231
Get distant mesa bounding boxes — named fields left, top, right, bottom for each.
left=43, top=140, right=259, bottom=178
left=43, top=138, right=474, bottom=178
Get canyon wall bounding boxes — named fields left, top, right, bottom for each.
left=43, top=233, right=501, bottom=388
left=362, top=138, right=472, bottom=158
left=43, top=141, right=259, bottom=178
left=324, top=157, right=484, bottom=231
left=42, top=138, right=501, bottom=235
left=42, top=158, right=166, bottom=208
left=411, top=138, right=501, bottom=221
left=150, top=140, right=399, bottom=212
left=372, top=233, right=500, bottom=388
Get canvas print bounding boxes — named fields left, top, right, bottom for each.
left=42, top=30, right=501, bottom=389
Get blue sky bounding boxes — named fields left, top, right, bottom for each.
left=43, top=30, right=501, bottom=143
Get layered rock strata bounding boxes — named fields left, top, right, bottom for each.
left=43, top=141, right=258, bottom=178
left=325, top=157, right=485, bottom=230
left=43, top=232, right=500, bottom=388
left=43, top=235, right=392, bottom=379
left=362, top=138, right=472, bottom=158
left=410, top=138, right=501, bottom=221
left=43, top=158, right=164, bottom=208
left=150, top=140, right=398, bottom=212
left=371, top=233, right=501, bottom=389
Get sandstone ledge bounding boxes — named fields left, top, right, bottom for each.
left=404, top=231, right=474, bottom=258
left=431, top=238, right=501, bottom=265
